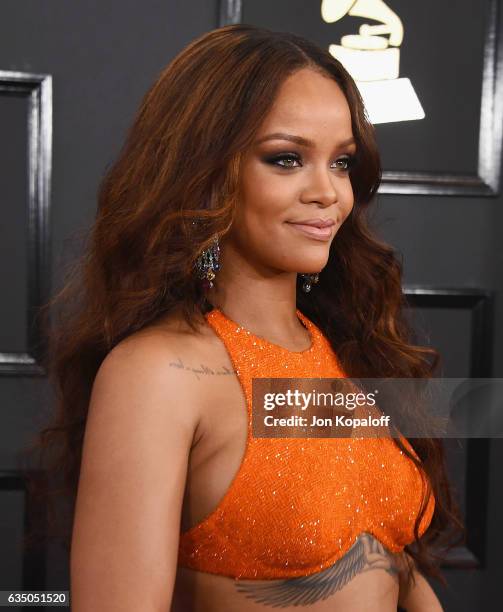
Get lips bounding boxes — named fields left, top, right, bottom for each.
left=286, top=220, right=335, bottom=241
left=288, top=218, right=335, bottom=229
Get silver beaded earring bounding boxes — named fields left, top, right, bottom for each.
left=300, top=273, right=319, bottom=293
left=194, top=235, right=220, bottom=290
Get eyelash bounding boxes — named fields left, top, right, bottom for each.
left=265, top=152, right=356, bottom=172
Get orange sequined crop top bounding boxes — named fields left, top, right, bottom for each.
left=177, top=307, right=435, bottom=580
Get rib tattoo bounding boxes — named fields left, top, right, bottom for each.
left=234, top=532, right=400, bottom=608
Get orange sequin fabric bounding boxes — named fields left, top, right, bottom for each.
left=177, top=307, right=435, bottom=579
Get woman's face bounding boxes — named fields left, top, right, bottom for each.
left=226, top=67, right=356, bottom=276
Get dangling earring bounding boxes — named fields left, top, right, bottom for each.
left=194, top=235, right=220, bottom=290
left=300, top=272, right=319, bottom=293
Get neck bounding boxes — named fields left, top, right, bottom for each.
left=206, top=248, right=310, bottom=346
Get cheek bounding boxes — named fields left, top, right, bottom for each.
left=239, top=164, right=292, bottom=218
left=230, top=171, right=288, bottom=250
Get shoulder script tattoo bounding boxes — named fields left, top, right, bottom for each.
left=234, top=532, right=400, bottom=608
left=168, top=356, right=237, bottom=380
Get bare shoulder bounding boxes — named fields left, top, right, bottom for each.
left=94, top=314, right=199, bottom=428
left=106, top=306, right=220, bottom=394
left=113, top=306, right=236, bottom=384
left=88, top=306, right=236, bottom=455
left=113, top=306, right=216, bottom=360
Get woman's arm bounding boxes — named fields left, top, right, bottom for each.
left=70, top=333, right=200, bottom=611
left=397, top=553, right=444, bottom=612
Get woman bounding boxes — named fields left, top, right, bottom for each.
left=33, top=24, right=463, bottom=611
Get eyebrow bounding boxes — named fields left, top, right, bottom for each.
left=255, top=132, right=356, bottom=148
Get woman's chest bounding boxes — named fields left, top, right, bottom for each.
left=180, top=365, right=423, bottom=551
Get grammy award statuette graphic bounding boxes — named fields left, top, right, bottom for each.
left=321, top=0, right=425, bottom=124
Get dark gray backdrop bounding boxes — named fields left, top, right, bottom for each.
left=1, top=1, right=502, bottom=610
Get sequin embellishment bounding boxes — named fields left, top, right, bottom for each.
left=177, top=307, right=435, bottom=579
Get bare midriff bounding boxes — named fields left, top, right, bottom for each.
left=172, top=559, right=401, bottom=611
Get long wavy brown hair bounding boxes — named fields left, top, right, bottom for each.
left=24, top=23, right=464, bottom=597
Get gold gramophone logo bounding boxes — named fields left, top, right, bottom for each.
left=321, top=0, right=425, bottom=124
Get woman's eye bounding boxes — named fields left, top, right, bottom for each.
left=267, top=154, right=301, bottom=168
left=333, top=156, right=355, bottom=171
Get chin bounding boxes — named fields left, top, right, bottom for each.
left=297, top=254, right=330, bottom=272
left=294, top=263, right=328, bottom=275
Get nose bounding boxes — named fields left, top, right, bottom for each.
left=300, top=166, right=339, bottom=207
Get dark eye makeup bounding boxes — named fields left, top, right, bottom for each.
left=262, top=151, right=357, bottom=172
